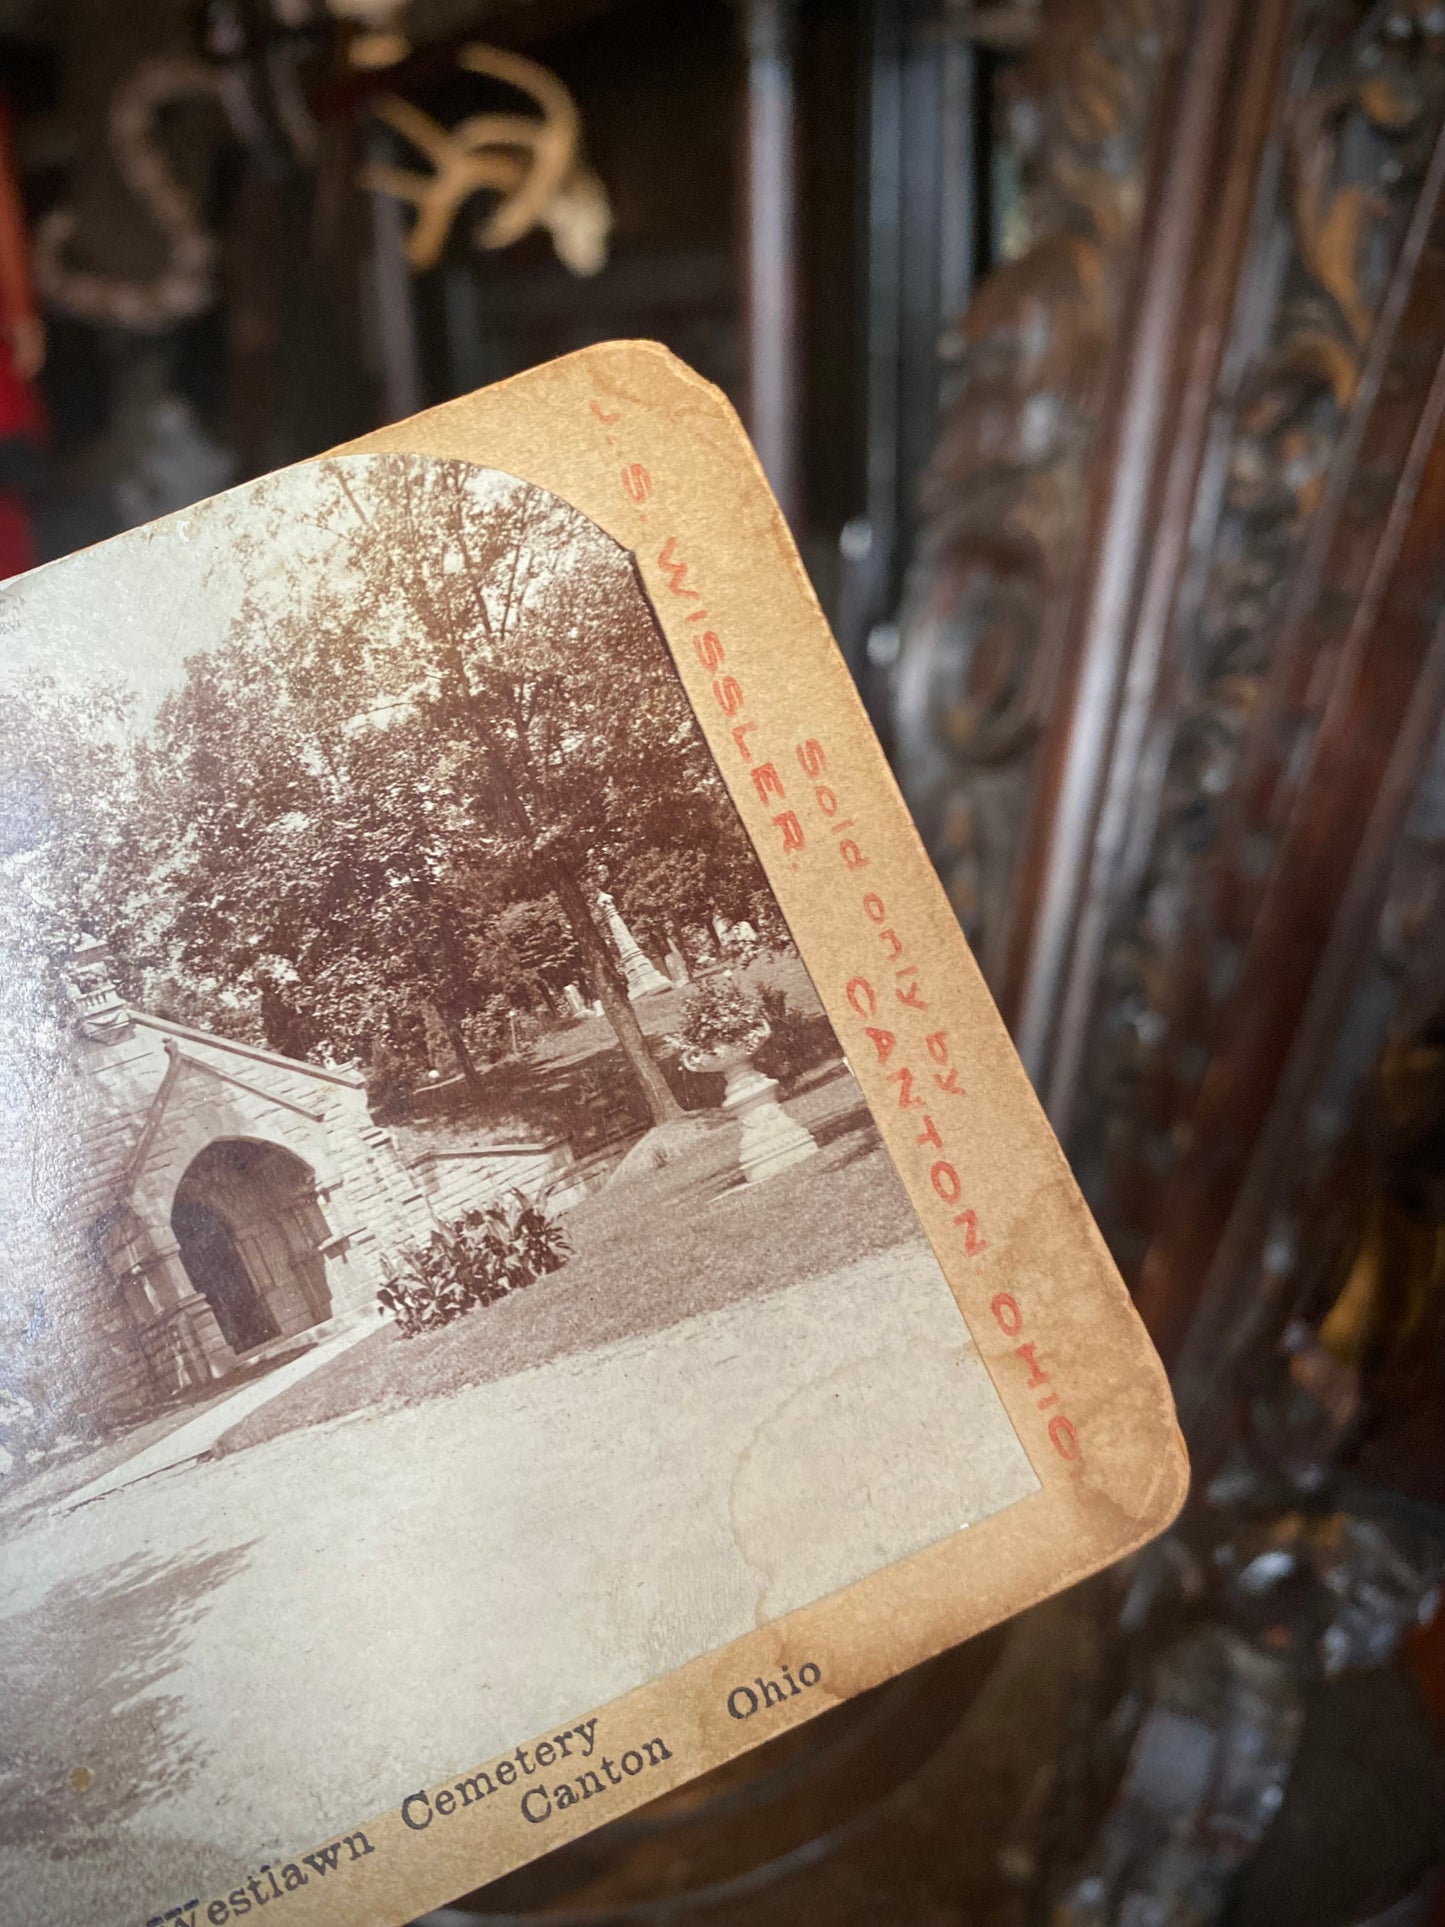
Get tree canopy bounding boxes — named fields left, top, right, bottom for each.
left=21, top=456, right=786, bottom=1123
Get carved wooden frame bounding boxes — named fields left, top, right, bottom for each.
left=897, top=0, right=1445, bottom=1442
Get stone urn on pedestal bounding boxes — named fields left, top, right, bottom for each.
left=677, top=979, right=818, bottom=1184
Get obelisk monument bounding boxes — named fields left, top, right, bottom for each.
left=597, top=891, right=672, bottom=999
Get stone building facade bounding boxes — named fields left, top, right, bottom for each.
left=57, top=941, right=568, bottom=1426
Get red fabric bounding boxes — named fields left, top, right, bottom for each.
left=0, top=98, right=43, bottom=573
left=0, top=343, right=42, bottom=444
left=0, top=486, right=35, bottom=579
left=0, top=97, right=44, bottom=442
left=0, top=339, right=43, bottom=444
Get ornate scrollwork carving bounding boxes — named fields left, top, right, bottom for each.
left=893, top=0, right=1177, bottom=970
left=1078, top=0, right=1445, bottom=1267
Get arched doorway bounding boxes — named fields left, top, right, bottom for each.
left=171, top=1140, right=333, bottom=1355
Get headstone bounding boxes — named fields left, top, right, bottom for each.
left=664, top=944, right=690, bottom=985
left=563, top=982, right=589, bottom=1018
left=421, top=1001, right=456, bottom=1074
left=597, top=891, right=671, bottom=999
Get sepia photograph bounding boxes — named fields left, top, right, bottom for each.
left=0, top=451, right=1037, bottom=1926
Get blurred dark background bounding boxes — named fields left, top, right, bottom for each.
left=0, top=0, right=1021, bottom=683
left=2, top=0, right=1442, bottom=1921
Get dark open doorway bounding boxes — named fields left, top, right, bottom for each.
left=171, top=1139, right=333, bottom=1355
left=171, top=1194, right=279, bottom=1354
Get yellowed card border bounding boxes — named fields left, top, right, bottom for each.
left=148, top=341, right=1185, bottom=1927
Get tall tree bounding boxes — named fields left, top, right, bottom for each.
left=137, top=456, right=752, bottom=1123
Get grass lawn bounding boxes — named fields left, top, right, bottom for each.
left=217, top=1072, right=923, bottom=1457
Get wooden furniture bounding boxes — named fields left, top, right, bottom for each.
left=895, top=0, right=1445, bottom=1467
